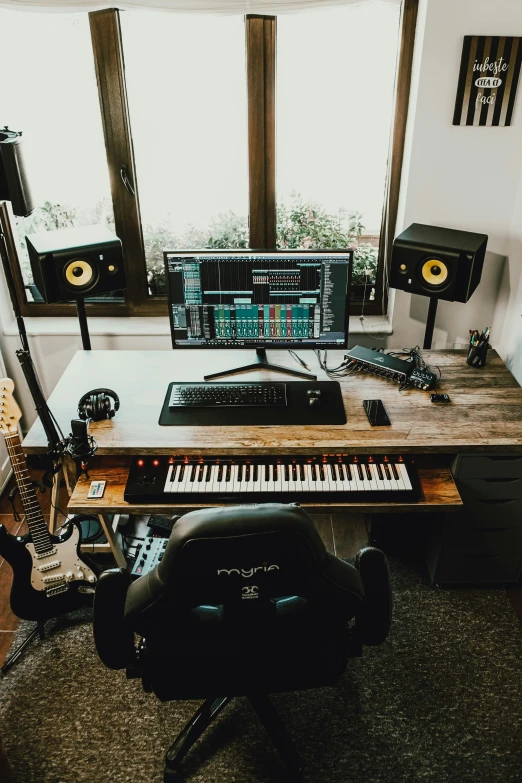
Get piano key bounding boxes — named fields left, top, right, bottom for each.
left=316, top=463, right=329, bottom=492
left=231, top=464, right=240, bottom=494
left=260, top=464, right=270, bottom=494
left=280, top=463, right=291, bottom=493
left=252, top=464, right=263, bottom=493
left=382, top=462, right=399, bottom=491
left=393, top=463, right=406, bottom=491
left=398, top=462, right=413, bottom=491
left=301, top=464, right=313, bottom=492
left=350, top=463, right=364, bottom=492
left=292, top=463, right=302, bottom=493
left=190, top=465, right=200, bottom=494
left=188, top=464, right=199, bottom=493
left=225, top=464, right=232, bottom=488
left=373, top=463, right=387, bottom=492
left=359, top=464, right=373, bottom=492
left=365, top=463, right=379, bottom=491
left=164, top=464, right=174, bottom=493
left=183, top=465, right=192, bottom=488
left=209, top=464, right=219, bottom=493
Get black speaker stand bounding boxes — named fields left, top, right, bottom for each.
left=423, top=296, right=438, bottom=350
left=75, top=296, right=91, bottom=351
left=204, top=347, right=316, bottom=382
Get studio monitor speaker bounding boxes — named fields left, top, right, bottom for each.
left=0, top=129, right=34, bottom=218
left=26, top=224, right=126, bottom=304
left=390, top=223, right=488, bottom=303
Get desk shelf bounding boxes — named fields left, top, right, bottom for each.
left=68, top=464, right=462, bottom=516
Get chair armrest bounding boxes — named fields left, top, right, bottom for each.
left=93, top=568, right=135, bottom=670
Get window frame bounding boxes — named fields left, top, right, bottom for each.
left=5, top=2, right=418, bottom=319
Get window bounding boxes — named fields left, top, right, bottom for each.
left=0, top=2, right=417, bottom=318
left=0, top=10, right=116, bottom=305
left=276, top=4, right=401, bottom=304
left=121, top=12, right=249, bottom=297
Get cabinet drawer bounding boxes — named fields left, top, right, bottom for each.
left=429, top=552, right=521, bottom=586
left=443, top=525, right=522, bottom=555
left=456, top=499, right=522, bottom=528
left=457, top=477, right=522, bottom=501
left=454, top=454, right=522, bottom=480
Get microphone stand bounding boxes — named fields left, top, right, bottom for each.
left=0, top=202, right=73, bottom=674
left=0, top=201, right=62, bottom=454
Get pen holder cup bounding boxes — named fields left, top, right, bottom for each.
left=467, top=341, right=489, bottom=368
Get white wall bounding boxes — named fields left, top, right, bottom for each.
left=391, top=0, right=522, bottom=363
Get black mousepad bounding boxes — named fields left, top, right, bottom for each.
left=159, top=381, right=346, bottom=426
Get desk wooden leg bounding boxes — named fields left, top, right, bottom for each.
left=48, top=463, right=70, bottom=534
left=48, top=470, right=60, bottom=534
left=96, top=513, right=127, bottom=569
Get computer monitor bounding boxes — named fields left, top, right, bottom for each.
left=164, top=249, right=353, bottom=380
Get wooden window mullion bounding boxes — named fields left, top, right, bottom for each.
left=246, top=15, right=276, bottom=250
left=89, top=8, right=147, bottom=312
left=375, top=0, right=419, bottom=316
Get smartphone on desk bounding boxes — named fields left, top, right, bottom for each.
left=363, top=399, right=391, bottom=426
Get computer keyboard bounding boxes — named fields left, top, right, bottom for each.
left=168, top=382, right=288, bottom=408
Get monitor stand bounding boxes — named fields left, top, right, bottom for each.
left=204, top=347, right=317, bottom=382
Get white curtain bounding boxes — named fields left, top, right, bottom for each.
left=0, top=0, right=401, bottom=14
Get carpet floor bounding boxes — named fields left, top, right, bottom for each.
left=1, top=556, right=521, bottom=783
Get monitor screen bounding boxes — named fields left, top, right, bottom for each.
left=164, top=250, right=352, bottom=349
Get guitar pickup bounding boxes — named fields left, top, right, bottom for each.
left=35, top=547, right=57, bottom=559
left=46, top=584, right=68, bottom=597
left=39, top=561, right=61, bottom=572
left=43, top=573, right=64, bottom=584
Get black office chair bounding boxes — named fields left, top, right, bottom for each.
left=93, top=503, right=392, bottom=782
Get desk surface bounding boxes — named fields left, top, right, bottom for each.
left=23, top=348, right=522, bottom=455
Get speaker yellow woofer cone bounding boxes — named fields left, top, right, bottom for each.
left=421, top=258, right=449, bottom=287
left=63, top=258, right=96, bottom=290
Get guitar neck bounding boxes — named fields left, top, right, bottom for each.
left=4, top=432, right=53, bottom=554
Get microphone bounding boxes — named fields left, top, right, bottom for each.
left=67, top=419, right=97, bottom=461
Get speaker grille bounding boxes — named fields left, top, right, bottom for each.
left=420, top=258, right=449, bottom=287
left=63, top=258, right=97, bottom=291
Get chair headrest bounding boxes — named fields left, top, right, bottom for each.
left=157, top=502, right=327, bottom=583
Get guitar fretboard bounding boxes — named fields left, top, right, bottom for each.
left=4, top=433, right=53, bottom=555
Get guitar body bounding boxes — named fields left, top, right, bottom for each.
left=0, top=377, right=99, bottom=622
left=0, top=520, right=96, bottom=621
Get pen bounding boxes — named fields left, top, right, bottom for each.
left=289, top=350, right=311, bottom=372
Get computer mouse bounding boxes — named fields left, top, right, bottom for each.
left=307, top=389, right=322, bottom=407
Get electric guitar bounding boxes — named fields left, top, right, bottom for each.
left=0, top=378, right=97, bottom=621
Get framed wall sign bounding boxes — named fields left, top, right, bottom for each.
left=453, top=36, right=522, bottom=126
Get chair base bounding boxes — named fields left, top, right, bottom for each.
left=164, top=694, right=304, bottom=782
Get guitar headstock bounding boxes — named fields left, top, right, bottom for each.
left=0, top=379, right=22, bottom=436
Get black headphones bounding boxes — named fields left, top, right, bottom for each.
left=78, top=388, right=120, bottom=422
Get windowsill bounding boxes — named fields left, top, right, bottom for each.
left=3, top=315, right=393, bottom=338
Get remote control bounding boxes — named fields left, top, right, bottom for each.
left=88, top=480, right=106, bottom=498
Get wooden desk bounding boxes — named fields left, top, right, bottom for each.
left=23, top=349, right=522, bottom=456
left=21, top=348, right=522, bottom=566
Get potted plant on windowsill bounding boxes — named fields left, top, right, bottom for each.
left=351, top=242, right=378, bottom=300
